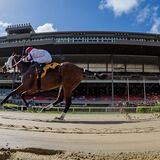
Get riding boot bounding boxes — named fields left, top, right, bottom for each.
left=34, top=62, right=43, bottom=92
left=34, top=62, right=43, bottom=74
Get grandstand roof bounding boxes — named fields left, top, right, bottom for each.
left=5, top=23, right=34, bottom=35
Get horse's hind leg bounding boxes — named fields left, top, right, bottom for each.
left=52, top=86, right=64, bottom=106
left=45, top=86, right=64, bottom=111
left=55, top=68, right=82, bottom=120
left=56, top=87, right=72, bottom=120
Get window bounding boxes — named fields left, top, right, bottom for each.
left=114, top=64, right=125, bottom=72
left=76, top=63, right=88, bottom=70
left=126, top=64, right=142, bottom=72
left=89, top=63, right=106, bottom=72
left=144, top=65, right=159, bottom=72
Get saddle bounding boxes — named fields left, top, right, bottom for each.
left=35, top=62, right=60, bottom=79
left=35, top=62, right=59, bottom=92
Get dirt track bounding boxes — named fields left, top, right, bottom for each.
left=0, top=111, right=160, bottom=160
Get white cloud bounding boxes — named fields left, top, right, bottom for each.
left=35, top=23, right=57, bottom=33
left=134, top=4, right=160, bottom=33
left=136, top=5, right=150, bottom=23
left=0, top=21, right=11, bottom=36
left=99, top=0, right=140, bottom=16
left=152, top=6, right=159, bottom=18
left=149, top=17, right=160, bottom=33
left=147, top=6, right=160, bottom=34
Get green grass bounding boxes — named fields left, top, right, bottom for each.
left=2, top=103, right=19, bottom=107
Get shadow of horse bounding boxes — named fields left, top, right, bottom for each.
left=1, top=116, right=140, bottom=124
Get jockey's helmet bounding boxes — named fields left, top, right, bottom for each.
left=25, top=47, right=33, bottom=54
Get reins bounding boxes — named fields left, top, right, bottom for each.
left=12, top=58, right=22, bottom=68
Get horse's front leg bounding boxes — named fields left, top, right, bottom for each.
left=0, top=84, right=25, bottom=105
left=20, top=93, right=29, bottom=110
left=0, top=90, right=16, bottom=105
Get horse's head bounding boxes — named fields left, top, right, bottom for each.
left=2, top=54, right=21, bottom=72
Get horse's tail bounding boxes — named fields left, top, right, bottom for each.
left=82, top=69, right=110, bottom=80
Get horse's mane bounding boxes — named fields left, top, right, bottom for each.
left=18, top=61, right=34, bottom=74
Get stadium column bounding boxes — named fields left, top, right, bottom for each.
left=143, top=77, right=146, bottom=103
left=12, top=67, right=16, bottom=90
left=127, top=78, right=130, bottom=102
left=158, top=56, right=160, bottom=72
left=111, top=54, right=114, bottom=107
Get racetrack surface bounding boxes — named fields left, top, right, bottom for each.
left=0, top=111, right=160, bottom=159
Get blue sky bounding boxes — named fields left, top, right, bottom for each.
left=0, top=0, right=160, bottom=36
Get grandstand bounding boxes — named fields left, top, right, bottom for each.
left=0, top=23, right=160, bottom=107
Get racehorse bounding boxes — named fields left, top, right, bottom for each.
left=0, top=55, right=106, bottom=120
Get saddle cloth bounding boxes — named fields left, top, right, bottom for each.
left=37, top=62, right=60, bottom=79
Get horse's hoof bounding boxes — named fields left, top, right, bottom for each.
left=54, top=117, right=64, bottom=121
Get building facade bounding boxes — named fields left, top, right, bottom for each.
left=0, top=24, right=160, bottom=106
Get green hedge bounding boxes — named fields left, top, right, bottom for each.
left=136, top=105, right=160, bottom=113
left=136, top=106, right=151, bottom=113
left=157, top=102, right=160, bottom=106
left=151, top=106, right=160, bottom=112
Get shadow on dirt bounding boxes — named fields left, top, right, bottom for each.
left=1, top=116, right=139, bottom=125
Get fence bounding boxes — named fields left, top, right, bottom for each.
left=2, top=104, right=138, bottom=113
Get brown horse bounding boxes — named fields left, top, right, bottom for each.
left=0, top=55, right=106, bottom=120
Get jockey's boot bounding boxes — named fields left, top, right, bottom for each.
left=34, top=62, right=43, bottom=92
left=34, top=62, right=43, bottom=75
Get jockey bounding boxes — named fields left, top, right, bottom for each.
left=24, top=47, right=52, bottom=74
left=24, top=47, right=52, bottom=64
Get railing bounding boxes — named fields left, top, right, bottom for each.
left=0, top=72, right=159, bottom=83
left=2, top=105, right=152, bottom=113
left=42, top=106, right=136, bottom=113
